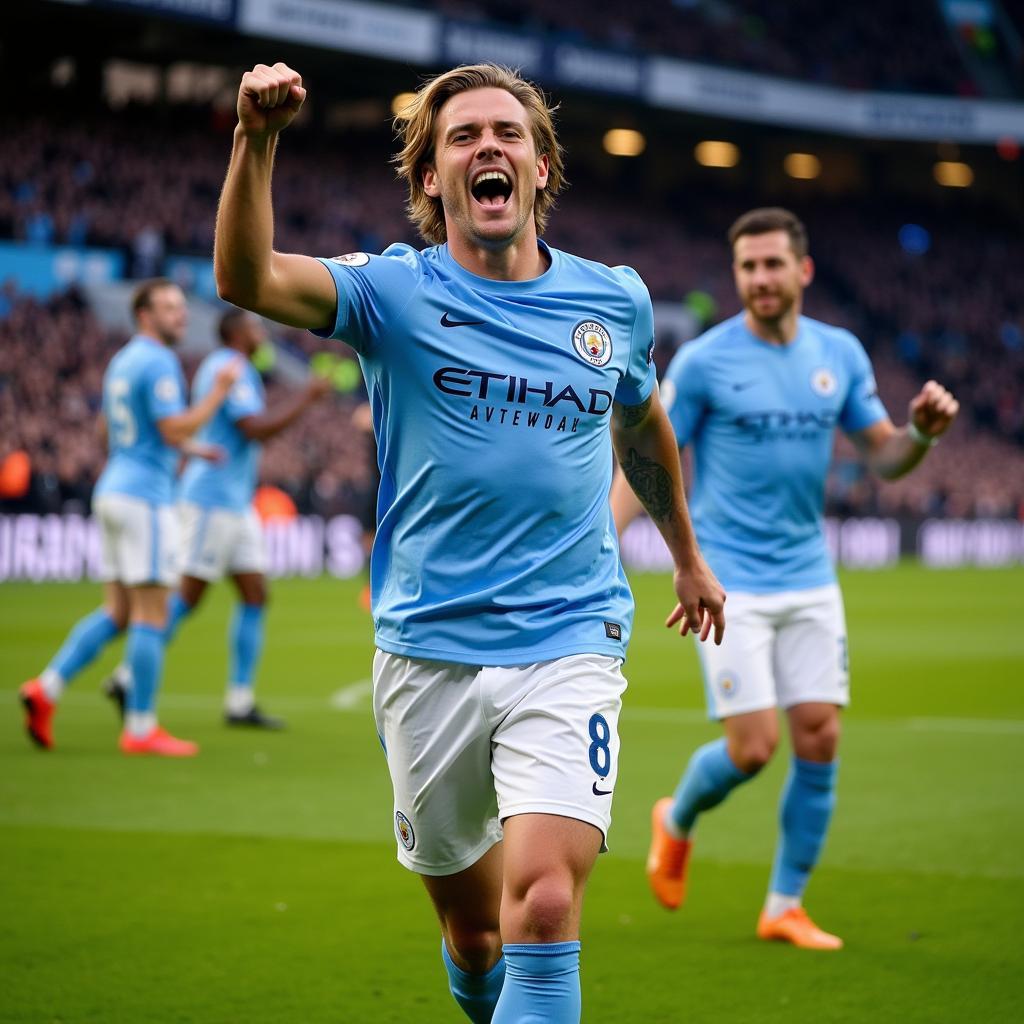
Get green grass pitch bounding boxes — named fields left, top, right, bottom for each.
left=2, top=565, right=1022, bottom=1022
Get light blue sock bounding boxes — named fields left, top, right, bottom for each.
left=164, top=592, right=193, bottom=645
left=441, top=939, right=505, bottom=1023
left=47, top=609, right=120, bottom=685
left=669, top=738, right=752, bottom=834
left=125, top=624, right=165, bottom=714
left=229, top=603, right=264, bottom=687
left=492, top=942, right=580, bottom=1024
left=769, top=757, right=838, bottom=897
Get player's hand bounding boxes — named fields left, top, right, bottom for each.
left=237, top=62, right=306, bottom=139
left=909, top=380, right=959, bottom=440
left=351, top=401, right=374, bottom=434
left=214, top=356, right=245, bottom=393
left=304, top=374, right=334, bottom=401
left=192, top=442, right=227, bottom=464
left=666, top=557, right=726, bottom=645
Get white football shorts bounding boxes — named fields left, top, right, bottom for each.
left=95, top=493, right=180, bottom=588
left=695, top=583, right=850, bottom=720
left=178, top=502, right=267, bottom=581
left=372, top=649, right=627, bottom=876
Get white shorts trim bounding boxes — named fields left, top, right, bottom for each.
left=695, top=584, right=850, bottom=720
left=372, top=650, right=627, bottom=876
left=95, top=494, right=179, bottom=588
left=178, top=502, right=266, bottom=581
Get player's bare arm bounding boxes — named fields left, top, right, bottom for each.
left=852, top=379, right=959, bottom=480
left=158, top=358, right=242, bottom=446
left=612, top=389, right=726, bottom=644
left=237, top=374, right=332, bottom=442
left=215, top=62, right=337, bottom=330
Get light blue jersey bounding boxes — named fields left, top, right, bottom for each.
left=662, top=313, right=887, bottom=592
left=316, top=241, right=656, bottom=665
left=179, top=349, right=265, bottom=511
left=94, top=334, right=186, bottom=506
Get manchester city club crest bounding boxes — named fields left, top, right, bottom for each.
left=810, top=367, right=838, bottom=397
left=572, top=320, right=613, bottom=367
left=716, top=670, right=740, bottom=700
left=330, top=252, right=370, bottom=267
left=395, top=810, right=415, bottom=851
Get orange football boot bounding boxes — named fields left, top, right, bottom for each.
left=757, top=907, right=843, bottom=950
left=119, top=726, right=198, bottom=758
left=20, top=679, right=55, bottom=750
left=646, top=797, right=693, bottom=910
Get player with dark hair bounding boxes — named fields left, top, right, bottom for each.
left=104, top=307, right=331, bottom=729
left=613, top=207, right=958, bottom=949
left=214, top=60, right=724, bottom=1022
left=20, top=279, right=240, bottom=755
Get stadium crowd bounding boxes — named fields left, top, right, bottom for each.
left=435, top=0, right=981, bottom=96
left=1, top=104, right=1021, bottom=521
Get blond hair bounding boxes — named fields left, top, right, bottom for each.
left=394, top=64, right=565, bottom=245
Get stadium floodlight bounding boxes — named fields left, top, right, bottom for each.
left=391, top=92, right=417, bottom=117
left=933, top=161, right=974, bottom=187
left=694, top=141, right=739, bottom=168
left=603, top=129, right=646, bottom=157
left=784, top=153, right=821, bottom=180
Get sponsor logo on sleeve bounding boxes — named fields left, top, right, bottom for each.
left=155, top=376, right=180, bottom=402
left=659, top=378, right=676, bottom=412
left=330, top=252, right=370, bottom=267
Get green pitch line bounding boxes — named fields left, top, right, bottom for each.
left=1, top=566, right=1022, bottom=1022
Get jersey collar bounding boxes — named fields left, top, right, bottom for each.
left=438, top=239, right=560, bottom=293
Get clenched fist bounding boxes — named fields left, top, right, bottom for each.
left=237, top=62, right=307, bottom=140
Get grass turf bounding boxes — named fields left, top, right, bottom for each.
left=2, top=565, right=1022, bottom=1022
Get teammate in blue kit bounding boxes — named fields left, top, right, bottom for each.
left=103, top=307, right=331, bottom=729
left=215, top=61, right=725, bottom=1022
left=612, top=207, right=958, bottom=949
left=19, top=279, right=241, bottom=756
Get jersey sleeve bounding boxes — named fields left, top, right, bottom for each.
left=660, top=342, right=707, bottom=448
left=145, top=351, right=186, bottom=423
left=224, top=366, right=265, bottom=423
left=311, top=247, right=422, bottom=356
left=839, top=333, right=888, bottom=434
left=613, top=267, right=657, bottom=407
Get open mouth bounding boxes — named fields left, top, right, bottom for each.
left=471, top=170, right=513, bottom=209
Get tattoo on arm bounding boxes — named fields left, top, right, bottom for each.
left=621, top=447, right=674, bottom=522
left=618, top=395, right=652, bottom=429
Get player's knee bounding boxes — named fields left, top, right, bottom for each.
left=732, top=735, right=776, bottom=774
left=512, top=876, right=576, bottom=941
left=798, top=717, right=840, bottom=761
left=445, top=923, right=502, bottom=973
left=106, top=606, right=129, bottom=632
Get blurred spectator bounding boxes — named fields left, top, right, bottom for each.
left=0, top=99, right=1020, bottom=521
left=435, top=0, right=977, bottom=94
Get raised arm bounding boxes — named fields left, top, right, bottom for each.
left=611, top=388, right=725, bottom=644
left=215, top=62, right=337, bottom=330
left=850, top=379, right=958, bottom=480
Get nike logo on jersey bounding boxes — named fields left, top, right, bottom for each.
left=440, top=312, right=485, bottom=328
left=732, top=379, right=758, bottom=391
left=592, top=782, right=613, bottom=796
